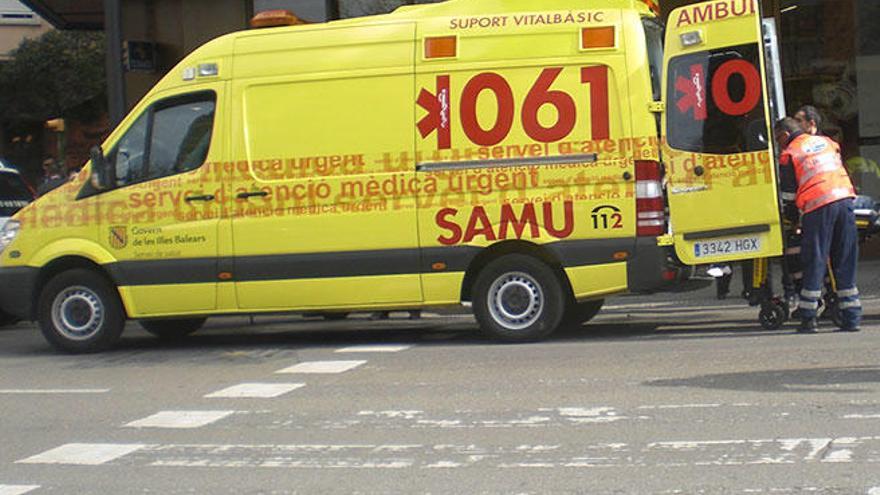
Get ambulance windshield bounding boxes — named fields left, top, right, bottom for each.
left=666, top=43, right=769, bottom=155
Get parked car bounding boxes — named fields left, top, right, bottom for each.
left=0, top=160, right=34, bottom=327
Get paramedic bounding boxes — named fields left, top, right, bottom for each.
left=774, top=117, right=861, bottom=334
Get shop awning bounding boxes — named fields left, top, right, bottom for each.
left=19, top=0, right=103, bottom=30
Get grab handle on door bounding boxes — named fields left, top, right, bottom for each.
left=185, top=194, right=215, bottom=202
left=237, top=191, right=270, bottom=200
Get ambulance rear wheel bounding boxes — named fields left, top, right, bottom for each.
left=37, top=269, right=126, bottom=353
left=473, top=255, right=566, bottom=342
left=140, top=318, right=207, bottom=340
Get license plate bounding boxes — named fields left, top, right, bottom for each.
left=694, top=237, right=761, bottom=258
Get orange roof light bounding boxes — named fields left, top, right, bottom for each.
left=425, top=36, right=457, bottom=59
left=250, top=9, right=307, bottom=29
left=581, top=26, right=616, bottom=49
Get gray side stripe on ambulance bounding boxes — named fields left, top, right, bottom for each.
left=104, top=239, right=632, bottom=287
left=415, top=153, right=599, bottom=173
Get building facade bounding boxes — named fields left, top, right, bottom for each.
left=0, top=0, right=50, bottom=60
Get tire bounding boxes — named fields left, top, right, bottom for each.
left=140, top=318, right=207, bottom=340
left=472, top=254, right=567, bottom=342
left=37, top=269, right=126, bottom=353
left=563, top=299, right=604, bottom=328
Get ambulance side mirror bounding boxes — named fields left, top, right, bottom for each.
left=89, top=145, right=115, bottom=190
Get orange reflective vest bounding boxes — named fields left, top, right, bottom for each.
left=780, top=134, right=855, bottom=214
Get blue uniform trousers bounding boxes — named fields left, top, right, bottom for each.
left=798, top=198, right=861, bottom=329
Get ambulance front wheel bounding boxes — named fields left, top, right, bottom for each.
left=37, top=269, right=126, bottom=353
left=472, top=254, right=566, bottom=342
left=140, top=318, right=207, bottom=340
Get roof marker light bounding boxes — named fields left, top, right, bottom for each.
left=199, top=63, right=219, bottom=77
left=680, top=30, right=704, bottom=48
left=581, top=26, right=615, bottom=50
left=182, top=67, right=196, bottom=81
left=425, top=36, right=457, bottom=59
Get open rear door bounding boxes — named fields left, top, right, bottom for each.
left=663, top=0, right=783, bottom=265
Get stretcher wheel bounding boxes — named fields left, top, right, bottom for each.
left=759, top=303, right=787, bottom=330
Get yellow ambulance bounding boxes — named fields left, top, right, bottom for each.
left=0, top=0, right=784, bottom=352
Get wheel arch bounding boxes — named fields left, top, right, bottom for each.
left=459, top=240, right=574, bottom=304
left=34, top=256, right=123, bottom=320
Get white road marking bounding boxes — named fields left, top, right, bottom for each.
left=637, top=403, right=723, bottom=410
left=0, top=486, right=40, bottom=495
left=205, top=383, right=305, bottom=399
left=40, top=435, right=880, bottom=469
left=276, top=360, right=366, bottom=374
left=868, top=487, right=880, bottom=495
left=844, top=414, right=880, bottom=419
left=0, top=389, right=109, bottom=394
left=125, top=410, right=236, bottom=429
left=335, top=345, right=411, bottom=353
left=17, top=443, right=147, bottom=465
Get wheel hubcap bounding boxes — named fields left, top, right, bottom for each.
left=51, top=286, right=104, bottom=341
left=487, top=272, right=544, bottom=330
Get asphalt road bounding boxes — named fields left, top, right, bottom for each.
left=1, top=269, right=879, bottom=494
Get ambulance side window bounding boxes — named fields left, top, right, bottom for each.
left=666, top=43, right=768, bottom=154
left=148, top=97, right=216, bottom=179
left=109, top=91, right=216, bottom=188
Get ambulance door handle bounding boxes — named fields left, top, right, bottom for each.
left=185, top=194, right=215, bottom=202
left=237, top=191, right=270, bottom=200
left=622, top=172, right=633, bottom=181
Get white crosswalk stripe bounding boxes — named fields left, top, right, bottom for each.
left=205, top=383, right=305, bottom=398
left=275, top=360, right=366, bottom=374
left=0, top=486, right=41, bottom=495
left=17, top=443, right=148, bottom=466
left=335, top=345, right=411, bottom=353
left=125, top=410, right=236, bottom=429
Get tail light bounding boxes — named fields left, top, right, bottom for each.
left=635, top=160, right=665, bottom=237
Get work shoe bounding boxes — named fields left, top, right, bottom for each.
left=798, top=319, right=819, bottom=334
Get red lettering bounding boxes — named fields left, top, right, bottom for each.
left=499, top=203, right=540, bottom=239
left=715, top=1, right=730, bottom=20
left=435, top=208, right=462, bottom=245
left=712, top=59, right=761, bottom=116
left=522, top=67, right=577, bottom=143
left=460, top=72, right=515, bottom=147
left=417, top=75, right=452, bottom=150
left=543, top=201, right=574, bottom=239
left=676, top=9, right=691, bottom=27
left=693, top=4, right=713, bottom=23
left=581, top=66, right=610, bottom=140
left=463, top=206, right=497, bottom=243
left=675, top=63, right=708, bottom=121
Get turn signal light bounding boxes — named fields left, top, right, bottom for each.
left=425, top=36, right=457, bottom=59
left=581, top=26, right=615, bottom=49
left=250, top=9, right=307, bottom=29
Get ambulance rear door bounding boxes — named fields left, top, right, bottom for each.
left=662, top=0, right=783, bottom=265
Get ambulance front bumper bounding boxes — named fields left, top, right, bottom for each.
left=0, top=267, right=37, bottom=320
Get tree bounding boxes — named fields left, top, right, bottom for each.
left=0, top=30, right=106, bottom=124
